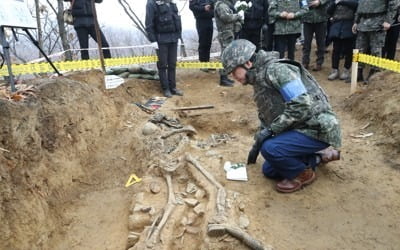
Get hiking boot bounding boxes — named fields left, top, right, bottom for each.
left=328, top=69, right=339, bottom=80
left=163, top=89, right=172, bottom=98
left=276, top=168, right=316, bottom=193
left=171, top=88, right=183, bottom=96
left=340, top=68, right=350, bottom=80
left=312, top=64, right=322, bottom=71
left=219, top=75, right=234, bottom=87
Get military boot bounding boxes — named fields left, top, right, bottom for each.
left=219, top=75, right=234, bottom=87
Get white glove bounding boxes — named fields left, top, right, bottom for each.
left=151, top=42, right=158, bottom=49
left=238, top=10, right=245, bottom=21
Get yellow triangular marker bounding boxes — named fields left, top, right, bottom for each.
left=125, top=174, right=142, bottom=187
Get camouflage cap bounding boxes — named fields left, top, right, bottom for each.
left=221, top=39, right=256, bottom=74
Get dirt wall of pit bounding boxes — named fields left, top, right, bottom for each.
left=344, top=71, right=400, bottom=168
left=0, top=72, right=150, bottom=250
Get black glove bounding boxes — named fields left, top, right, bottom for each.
left=247, top=143, right=260, bottom=164
left=247, top=128, right=273, bottom=164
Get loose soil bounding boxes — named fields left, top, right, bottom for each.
left=1, top=53, right=400, bottom=250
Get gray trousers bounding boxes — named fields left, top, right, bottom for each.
left=157, top=42, right=178, bottom=91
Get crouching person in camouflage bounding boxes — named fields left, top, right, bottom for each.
left=221, top=39, right=342, bottom=193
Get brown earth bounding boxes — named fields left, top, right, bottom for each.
left=1, top=55, right=400, bottom=250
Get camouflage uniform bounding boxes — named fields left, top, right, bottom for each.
left=354, top=0, right=399, bottom=77
left=221, top=39, right=341, bottom=181
left=215, top=0, right=242, bottom=79
left=252, top=51, right=341, bottom=148
left=268, top=0, right=309, bottom=59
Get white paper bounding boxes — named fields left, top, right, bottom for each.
left=105, top=75, right=125, bottom=89
left=224, top=161, right=248, bottom=181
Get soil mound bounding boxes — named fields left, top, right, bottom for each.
left=344, top=71, right=400, bottom=168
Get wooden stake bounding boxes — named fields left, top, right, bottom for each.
left=350, top=49, right=359, bottom=94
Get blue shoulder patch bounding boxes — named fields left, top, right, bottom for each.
left=279, top=78, right=307, bottom=102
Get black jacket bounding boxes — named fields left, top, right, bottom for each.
left=145, top=0, right=182, bottom=43
left=189, top=0, right=214, bottom=19
left=327, top=0, right=358, bottom=39
left=64, top=0, right=102, bottom=28
left=243, top=0, right=268, bottom=31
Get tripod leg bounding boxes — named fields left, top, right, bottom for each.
left=0, top=26, right=17, bottom=92
left=23, top=28, right=62, bottom=76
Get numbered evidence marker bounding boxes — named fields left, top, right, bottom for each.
left=125, top=174, right=142, bottom=187
left=105, top=75, right=125, bottom=89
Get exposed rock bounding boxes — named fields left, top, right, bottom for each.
left=205, top=150, right=218, bottom=157
left=126, top=231, right=140, bottom=248
left=133, top=204, right=152, bottom=213
left=149, top=182, right=161, bottom=194
left=238, top=202, right=245, bottom=212
left=180, top=216, right=188, bottom=226
left=128, top=213, right=151, bottom=231
left=186, top=182, right=198, bottom=194
left=239, top=215, right=250, bottom=229
left=193, top=203, right=206, bottom=216
left=184, top=198, right=199, bottom=207
left=195, top=189, right=206, bottom=200
left=142, top=122, right=159, bottom=136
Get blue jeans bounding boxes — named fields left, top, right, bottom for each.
left=260, top=130, right=329, bottom=180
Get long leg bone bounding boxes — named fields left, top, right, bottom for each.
left=185, top=154, right=226, bottom=220
left=186, top=154, right=271, bottom=249
left=161, top=126, right=197, bottom=139
left=146, top=173, right=176, bottom=248
left=208, top=224, right=271, bottom=250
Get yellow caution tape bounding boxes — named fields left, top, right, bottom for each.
left=353, top=52, right=400, bottom=73
left=0, top=56, right=222, bottom=76
left=5, top=52, right=397, bottom=76
left=177, top=61, right=223, bottom=69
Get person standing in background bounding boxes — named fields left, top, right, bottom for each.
left=261, top=0, right=274, bottom=51
left=146, top=0, right=184, bottom=98
left=326, top=0, right=358, bottom=81
left=352, top=0, right=398, bottom=82
left=64, top=0, right=112, bottom=60
left=239, top=0, right=268, bottom=51
left=189, top=0, right=215, bottom=71
left=382, top=5, right=400, bottom=60
left=268, top=0, right=309, bottom=60
left=214, top=0, right=243, bottom=86
left=301, top=0, right=330, bottom=71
